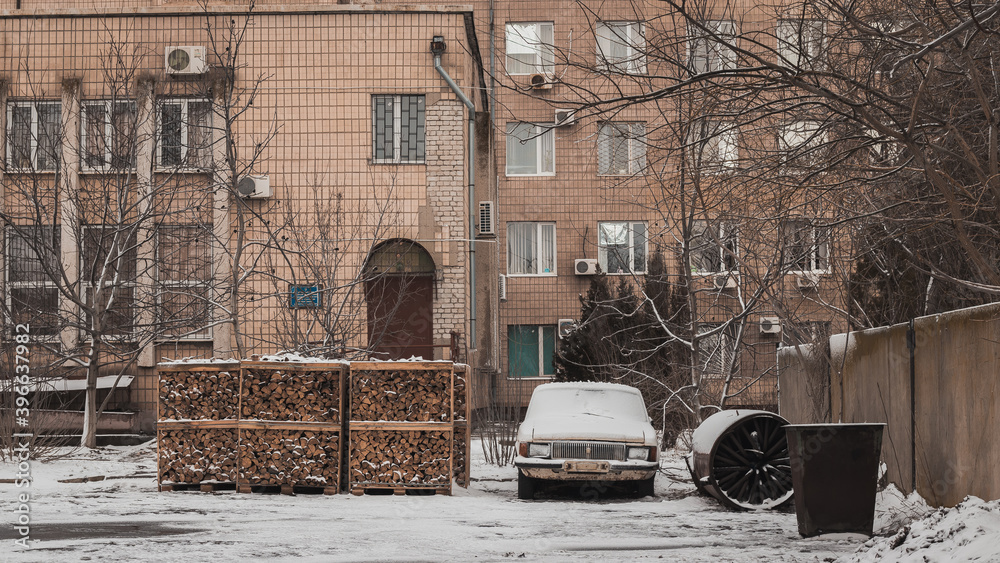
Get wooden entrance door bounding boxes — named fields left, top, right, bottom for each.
left=364, top=241, right=435, bottom=360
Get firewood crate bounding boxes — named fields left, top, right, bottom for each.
left=157, top=421, right=239, bottom=489
left=158, top=361, right=241, bottom=421
left=349, top=362, right=454, bottom=423
left=240, top=362, right=345, bottom=423
left=348, top=422, right=453, bottom=495
left=453, top=421, right=471, bottom=488
left=237, top=422, right=341, bottom=493
left=454, top=364, right=469, bottom=423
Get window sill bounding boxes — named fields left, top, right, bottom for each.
left=506, top=172, right=556, bottom=178
left=598, top=172, right=644, bottom=177
left=506, top=376, right=556, bottom=381
left=505, top=273, right=557, bottom=278
left=371, top=160, right=426, bottom=165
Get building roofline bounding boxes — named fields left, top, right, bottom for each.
left=0, top=3, right=475, bottom=20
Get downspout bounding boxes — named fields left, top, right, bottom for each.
left=431, top=36, right=477, bottom=353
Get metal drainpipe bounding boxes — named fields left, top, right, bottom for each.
left=432, top=40, right=477, bottom=354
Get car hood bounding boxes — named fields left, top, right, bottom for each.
left=519, top=414, right=654, bottom=444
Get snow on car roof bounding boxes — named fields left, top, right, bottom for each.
left=525, top=382, right=648, bottom=422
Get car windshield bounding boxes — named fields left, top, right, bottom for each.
left=525, top=385, right=647, bottom=421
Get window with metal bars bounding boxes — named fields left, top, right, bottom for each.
left=372, top=95, right=425, bottom=163
left=7, top=101, right=61, bottom=171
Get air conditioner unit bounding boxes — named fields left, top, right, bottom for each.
left=713, top=273, right=737, bottom=289
left=478, top=201, right=495, bottom=236
left=165, top=46, right=207, bottom=75
left=575, top=258, right=599, bottom=275
left=237, top=175, right=272, bottom=199
left=557, top=319, right=576, bottom=339
left=554, top=109, right=576, bottom=127
left=499, top=274, right=507, bottom=302
left=796, top=273, right=820, bottom=289
left=529, top=73, right=554, bottom=90
left=759, top=316, right=782, bottom=334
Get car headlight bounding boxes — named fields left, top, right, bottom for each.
left=527, top=442, right=551, bottom=458
left=627, top=446, right=651, bottom=461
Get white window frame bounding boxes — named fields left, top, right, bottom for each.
left=596, top=21, right=646, bottom=74
left=598, top=122, right=646, bottom=176
left=506, top=122, right=555, bottom=176
left=156, top=225, right=213, bottom=341
left=689, top=20, right=736, bottom=74
left=5, top=225, right=61, bottom=339
left=6, top=101, right=61, bottom=172
left=156, top=98, right=212, bottom=170
left=689, top=119, right=738, bottom=170
left=81, top=100, right=138, bottom=172
left=506, top=22, right=555, bottom=76
left=507, top=324, right=557, bottom=379
left=783, top=218, right=830, bottom=274
left=371, top=94, right=426, bottom=164
left=81, top=225, right=138, bottom=339
left=777, top=19, right=826, bottom=68
left=697, top=323, right=738, bottom=378
left=598, top=221, right=647, bottom=274
left=690, top=220, right=739, bottom=275
left=506, top=222, right=557, bottom=276
left=779, top=120, right=826, bottom=163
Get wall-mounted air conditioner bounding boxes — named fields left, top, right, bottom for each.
left=529, top=73, right=554, bottom=89
left=478, top=201, right=495, bottom=236
left=165, top=46, right=207, bottom=75
left=575, top=258, right=599, bottom=275
left=759, top=316, right=782, bottom=334
left=713, top=273, right=737, bottom=289
left=796, top=273, right=820, bottom=289
left=237, top=175, right=272, bottom=199
left=554, top=109, right=576, bottom=127
left=557, top=319, right=576, bottom=339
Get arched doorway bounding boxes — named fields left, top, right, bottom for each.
left=364, top=240, right=435, bottom=360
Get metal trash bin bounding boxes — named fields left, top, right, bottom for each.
left=688, top=410, right=794, bottom=510
left=784, top=423, right=885, bottom=537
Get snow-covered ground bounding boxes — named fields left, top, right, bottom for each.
left=2, top=440, right=995, bottom=562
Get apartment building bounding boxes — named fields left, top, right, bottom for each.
left=1, top=0, right=849, bottom=431
left=1, top=2, right=483, bottom=431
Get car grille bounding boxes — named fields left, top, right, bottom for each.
left=550, top=441, right=626, bottom=462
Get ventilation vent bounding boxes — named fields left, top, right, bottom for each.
left=478, top=201, right=495, bottom=236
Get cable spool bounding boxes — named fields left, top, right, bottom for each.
left=687, top=410, right=793, bottom=510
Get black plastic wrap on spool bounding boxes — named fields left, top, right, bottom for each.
left=687, top=410, right=793, bottom=510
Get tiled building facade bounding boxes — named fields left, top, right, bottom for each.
left=2, top=0, right=848, bottom=430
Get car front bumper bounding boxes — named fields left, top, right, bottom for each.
left=514, top=456, right=658, bottom=481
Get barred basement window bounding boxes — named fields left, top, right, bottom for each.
left=372, top=95, right=425, bottom=163
left=6, top=225, right=61, bottom=336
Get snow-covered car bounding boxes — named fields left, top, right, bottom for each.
left=514, top=382, right=659, bottom=499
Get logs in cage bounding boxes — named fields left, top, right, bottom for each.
left=349, top=429, right=451, bottom=487
left=158, top=427, right=238, bottom=484
left=687, top=410, right=793, bottom=510
left=453, top=366, right=468, bottom=422
left=351, top=366, right=452, bottom=422
left=159, top=363, right=240, bottom=421
left=239, top=428, right=340, bottom=487
left=241, top=364, right=343, bottom=422
left=453, top=424, right=469, bottom=487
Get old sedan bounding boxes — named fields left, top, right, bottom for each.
left=514, top=382, right=659, bottom=499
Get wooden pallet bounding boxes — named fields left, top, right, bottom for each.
left=159, top=482, right=237, bottom=493
left=349, top=484, right=451, bottom=496
left=237, top=484, right=338, bottom=495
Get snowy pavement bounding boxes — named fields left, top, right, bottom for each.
left=0, top=440, right=967, bottom=562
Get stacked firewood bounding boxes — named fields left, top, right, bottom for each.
left=453, top=426, right=469, bottom=487
left=158, top=428, right=238, bottom=483
left=241, top=367, right=342, bottom=422
left=349, top=430, right=451, bottom=485
left=453, top=365, right=468, bottom=422
left=351, top=368, right=452, bottom=422
left=239, top=429, right=340, bottom=487
left=159, top=366, right=239, bottom=420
